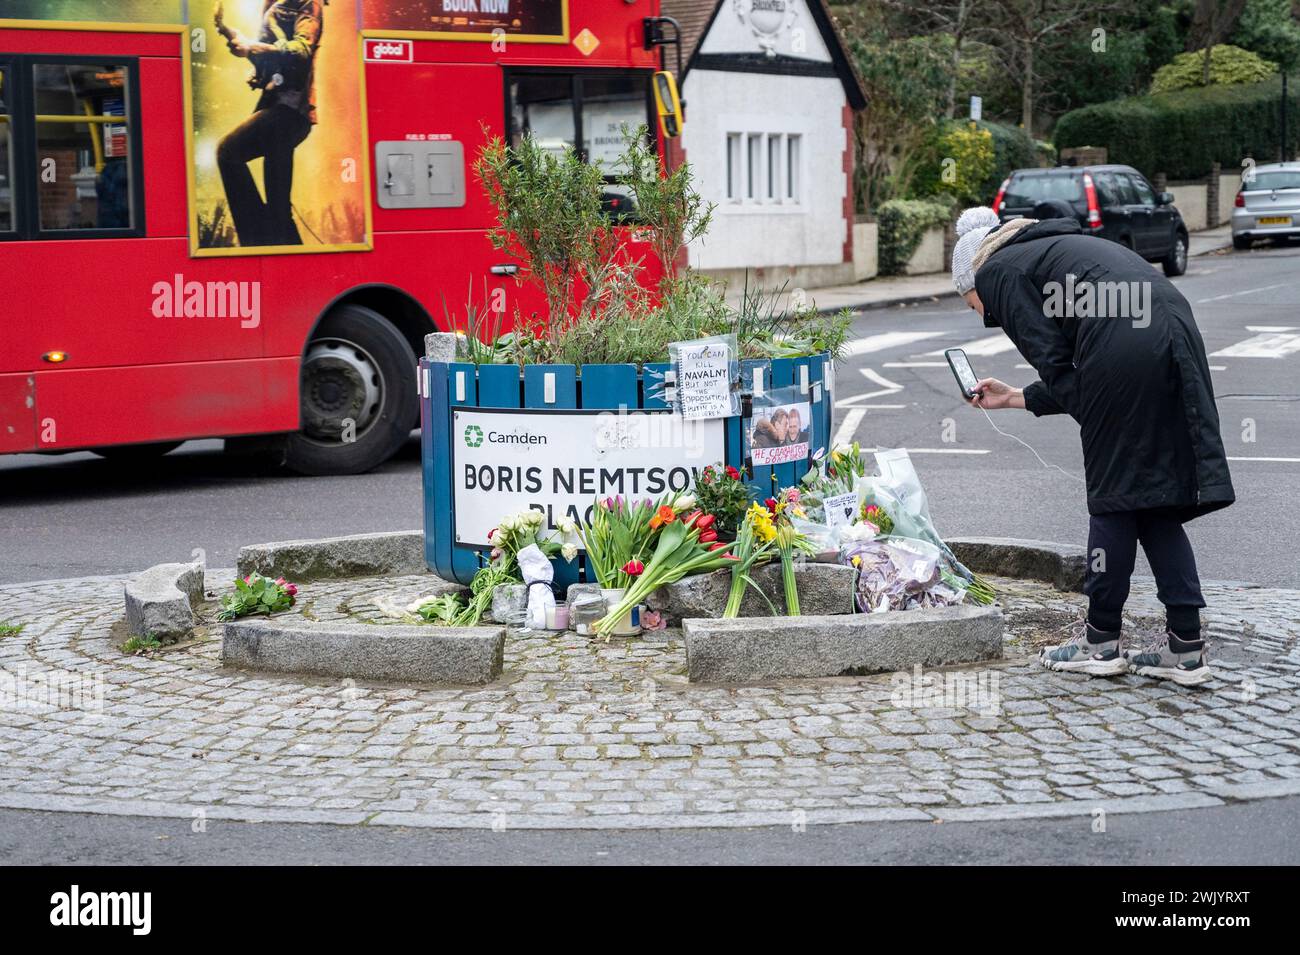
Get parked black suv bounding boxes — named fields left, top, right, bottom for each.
left=993, top=164, right=1189, bottom=276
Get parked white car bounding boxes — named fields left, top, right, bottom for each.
left=1232, top=161, right=1300, bottom=249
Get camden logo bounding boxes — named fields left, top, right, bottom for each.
left=463, top=424, right=485, bottom=448
left=50, top=885, right=151, bottom=935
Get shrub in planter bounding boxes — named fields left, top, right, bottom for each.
left=877, top=196, right=955, bottom=276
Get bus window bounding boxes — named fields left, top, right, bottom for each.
left=1, top=64, right=11, bottom=233
left=509, top=73, right=577, bottom=156
left=579, top=74, right=648, bottom=174
left=33, top=62, right=135, bottom=232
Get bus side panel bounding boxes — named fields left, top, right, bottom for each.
left=140, top=51, right=188, bottom=239
left=365, top=61, right=501, bottom=236
left=0, top=373, right=37, bottom=453
left=33, top=356, right=299, bottom=449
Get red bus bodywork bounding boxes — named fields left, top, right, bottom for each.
left=0, top=4, right=664, bottom=463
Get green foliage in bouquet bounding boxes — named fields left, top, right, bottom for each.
left=693, top=464, right=752, bottom=539
left=217, top=574, right=297, bottom=622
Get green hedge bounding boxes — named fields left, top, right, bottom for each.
left=974, top=121, right=1038, bottom=203
left=877, top=197, right=954, bottom=277
left=1054, top=75, right=1299, bottom=180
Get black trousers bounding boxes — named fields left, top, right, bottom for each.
left=1084, top=509, right=1205, bottom=639
left=216, top=106, right=311, bottom=247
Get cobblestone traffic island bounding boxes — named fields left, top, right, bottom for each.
left=0, top=570, right=1296, bottom=829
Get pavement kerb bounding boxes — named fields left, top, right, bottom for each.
left=4, top=786, right=1287, bottom=830
left=816, top=226, right=1234, bottom=315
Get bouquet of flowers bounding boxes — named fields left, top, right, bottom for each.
left=692, top=463, right=751, bottom=539
left=594, top=493, right=734, bottom=639
left=766, top=487, right=816, bottom=615
left=579, top=495, right=664, bottom=590
left=724, top=502, right=777, bottom=617
left=799, top=441, right=866, bottom=524
left=443, top=508, right=579, bottom=627
left=217, top=574, right=298, bottom=621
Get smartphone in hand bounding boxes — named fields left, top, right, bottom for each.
left=945, top=348, right=981, bottom=400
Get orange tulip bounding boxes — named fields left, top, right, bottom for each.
left=649, top=505, right=676, bottom=529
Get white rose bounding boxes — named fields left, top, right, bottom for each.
left=561, top=542, right=578, bottom=561
left=557, top=516, right=577, bottom=534
left=526, top=508, right=545, bottom=526
left=676, top=493, right=697, bottom=512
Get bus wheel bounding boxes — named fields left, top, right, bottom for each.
left=91, top=441, right=183, bottom=461
left=285, top=304, right=416, bottom=476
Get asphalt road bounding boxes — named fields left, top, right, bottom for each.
left=3, top=796, right=1298, bottom=865
left=1, top=243, right=1296, bottom=586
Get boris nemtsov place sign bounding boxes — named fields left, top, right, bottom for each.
left=451, top=408, right=726, bottom=547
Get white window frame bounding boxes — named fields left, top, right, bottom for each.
left=720, top=127, right=804, bottom=211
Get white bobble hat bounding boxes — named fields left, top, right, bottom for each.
left=951, top=206, right=1001, bottom=294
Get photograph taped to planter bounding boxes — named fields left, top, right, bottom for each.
left=745, top=386, right=811, bottom=468
left=451, top=407, right=727, bottom=547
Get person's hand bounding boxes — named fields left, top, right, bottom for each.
left=227, top=33, right=252, bottom=57
left=969, top=378, right=1024, bottom=410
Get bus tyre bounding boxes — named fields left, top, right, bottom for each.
left=285, top=304, right=417, bottom=476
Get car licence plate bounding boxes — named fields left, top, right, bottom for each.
left=1258, top=215, right=1292, bottom=225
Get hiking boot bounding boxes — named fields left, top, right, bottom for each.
left=1038, top=622, right=1127, bottom=677
left=1124, top=630, right=1214, bottom=687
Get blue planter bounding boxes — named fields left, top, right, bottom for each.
left=420, top=354, right=835, bottom=586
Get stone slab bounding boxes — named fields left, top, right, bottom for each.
left=123, top=560, right=205, bottom=640
left=221, top=618, right=504, bottom=685
left=648, top=562, right=856, bottom=621
left=683, top=604, right=1004, bottom=682
left=947, top=537, right=1086, bottom=592
left=236, top=531, right=426, bottom=583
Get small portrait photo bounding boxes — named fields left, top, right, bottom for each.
left=747, top=400, right=811, bottom=466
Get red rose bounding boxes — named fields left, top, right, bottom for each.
left=725, top=465, right=741, bottom=480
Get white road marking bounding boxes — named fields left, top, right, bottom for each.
left=841, top=331, right=946, bottom=357
left=1209, top=365, right=1227, bottom=371
left=832, top=409, right=865, bottom=447
left=1210, top=332, right=1300, bottom=358
left=1227, top=456, right=1300, bottom=463
left=858, top=447, right=990, bottom=455
left=925, top=334, right=1017, bottom=357
left=883, top=361, right=948, bottom=368
left=835, top=368, right=905, bottom=408
left=1246, top=325, right=1297, bottom=332
left=1196, top=283, right=1289, bottom=303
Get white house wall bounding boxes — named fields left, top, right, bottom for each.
left=682, top=71, right=847, bottom=271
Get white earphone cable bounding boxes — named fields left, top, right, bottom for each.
left=980, top=405, right=1086, bottom=484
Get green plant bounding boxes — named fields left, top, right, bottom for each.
left=415, top=593, right=465, bottom=625
left=0, top=622, right=24, bottom=637
left=1151, top=45, right=1277, bottom=93
left=913, top=121, right=995, bottom=205
left=474, top=130, right=612, bottom=334
left=876, top=197, right=954, bottom=276
left=692, top=464, right=753, bottom=540
left=121, top=633, right=162, bottom=654
left=972, top=120, right=1038, bottom=202
left=217, top=574, right=297, bottom=622
left=617, top=125, right=713, bottom=285
left=440, top=278, right=509, bottom=365
left=1054, top=75, right=1300, bottom=179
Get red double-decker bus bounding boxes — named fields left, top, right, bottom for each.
left=0, top=1, right=678, bottom=473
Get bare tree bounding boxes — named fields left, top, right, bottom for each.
left=1187, top=0, right=1249, bottom=84
left=989, top=0, right=1119, bottom=134
left=882, top=0, right=991, bottom=117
